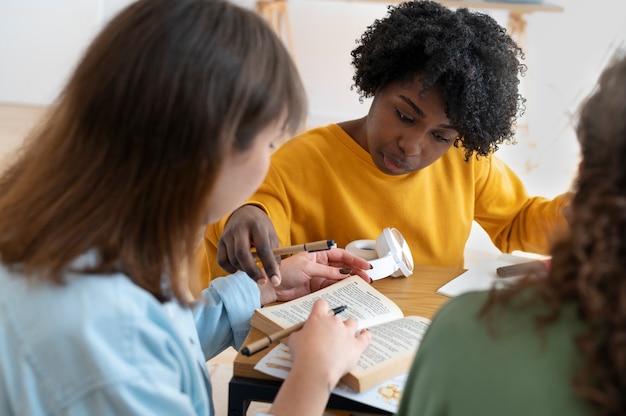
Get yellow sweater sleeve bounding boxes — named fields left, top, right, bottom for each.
left=472, top=154, right=571, bottom=254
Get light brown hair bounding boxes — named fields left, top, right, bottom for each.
left=0, top=0, right=306, bottom=304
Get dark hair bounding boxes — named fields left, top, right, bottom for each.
left=350, top=0, right=524, bottom=160
left=483, top=52, right=626, bottom=415
left=0, top=0, right=306, bottom=304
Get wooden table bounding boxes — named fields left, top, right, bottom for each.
left=228, top=264, right=465, bottom=416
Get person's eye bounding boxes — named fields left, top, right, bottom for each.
left=433, top=133, right=453, bottom=143
left=395, top=109, right=413, bottom=123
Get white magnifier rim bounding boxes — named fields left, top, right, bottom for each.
left=384, top=228, right=414, bottom=277
left=345, top=228, right=414, bottom=280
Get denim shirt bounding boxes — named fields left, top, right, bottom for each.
left=0, top=255, right=260, bottom=415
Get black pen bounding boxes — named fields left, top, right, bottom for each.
left=241, top=305, right=348, bottom=356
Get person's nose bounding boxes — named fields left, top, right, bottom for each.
left=398, top=130, right=426, bottom=156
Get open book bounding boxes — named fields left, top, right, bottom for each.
left=249, top=275, right=430, bottom=392
left=256, top=343, right=408, bottom=413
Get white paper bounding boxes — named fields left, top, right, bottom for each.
left=436, top=253, right=542, bottom=297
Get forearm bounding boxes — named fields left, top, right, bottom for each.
left=490, top=192, right=572, bottom=254
left=194, top=272, right=260, bottom=356
left=269, top=363, right=334, bottom=416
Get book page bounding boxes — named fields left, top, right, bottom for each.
left=254, top=342, right=407, bottom=413
left=254, top=275, right=404, bottom=331
left=352, top=316, right=429, bottom=376
left=254, top=315, right=430, bottom=392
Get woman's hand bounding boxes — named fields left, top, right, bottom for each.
left=217, top=205, right=281, bottom=283
left=258, top=248, right=372, bottom=305
left=269, top=299, right=371, bottom=416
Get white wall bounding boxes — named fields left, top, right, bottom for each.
left=0, top=0, right=136, bottom=104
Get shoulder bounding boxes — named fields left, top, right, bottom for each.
left=427, top=288, right=544, bottom=339
left=426, top=290, right=490, bottom=339
left=421, top=289, right=536, bottom=356
left=274, top=124, right=347, bottom=156
left=434, top=290, right=489, bottom=319
left=434, top=146, right=493, bottom=178
left=406, top=289, right=592, bottom=416
left=1, top=269, right=199, bottom=412
left=267, top=124, right=361, bottom=179
left=423, top=287, right=583, bottom=361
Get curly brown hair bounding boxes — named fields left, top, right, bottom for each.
left=549, top=52, right=626, bottom=415
left=484, top=52, right=626, bottom=415
left=350, top=0, right=525, bottom=160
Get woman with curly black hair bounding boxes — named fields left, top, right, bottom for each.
left=398, top=52, right=626, bottom=416
left=200, top=0, right=571, bottom=288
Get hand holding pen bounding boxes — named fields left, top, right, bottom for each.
left=279, top=299, right=371, bottom=403
left=216, top=205, right=297, bottom=283
left=217, top=206, right=373, bottom=289
left=242, top=305, right=348, bottom=356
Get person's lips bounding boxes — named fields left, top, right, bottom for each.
left=382, top=153, right=413, bottom=173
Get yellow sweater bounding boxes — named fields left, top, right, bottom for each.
left=200, top=124, right=569, bottom=285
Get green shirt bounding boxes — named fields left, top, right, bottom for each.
left=397, top=290, right=593, bottom=415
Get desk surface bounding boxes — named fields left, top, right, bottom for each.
left=233, top=264, right=465, bottom=379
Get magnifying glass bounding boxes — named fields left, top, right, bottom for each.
left=345, top=228, right=414, bottom=280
